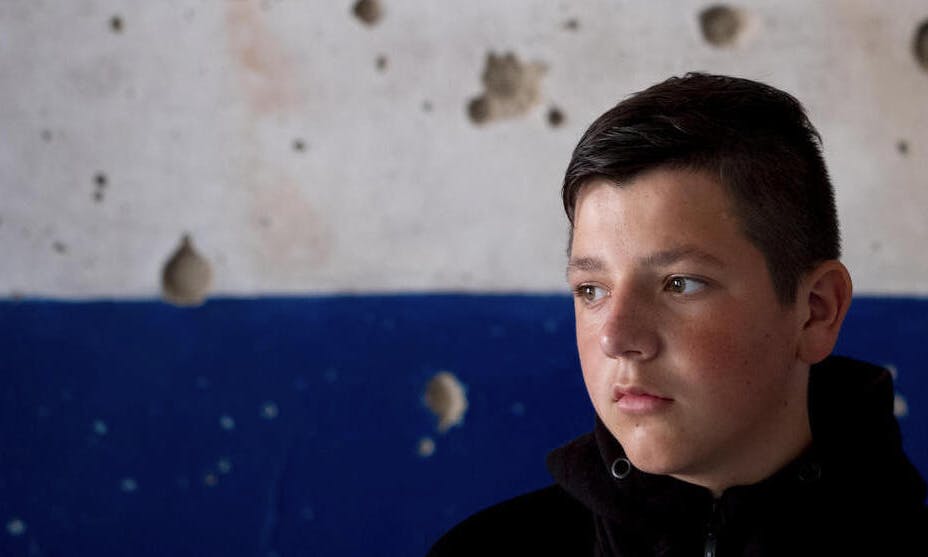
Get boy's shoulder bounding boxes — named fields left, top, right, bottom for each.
left=426, top=484, right=593, bottom=556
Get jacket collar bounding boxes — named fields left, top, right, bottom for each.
left=546, top=355, right=926, bottom=524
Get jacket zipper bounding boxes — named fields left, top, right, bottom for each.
left=704, top=499, right=721, bottom=557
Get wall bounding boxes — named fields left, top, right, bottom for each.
left=2, top=0, right=928, bottom=296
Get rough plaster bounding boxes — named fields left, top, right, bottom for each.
left=1, top=0, right=927, bottom=298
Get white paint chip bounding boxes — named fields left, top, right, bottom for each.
left=92, top=419, right=108, bottom=435
left=6, top=518, right=26, bottom=537
left=120, top=477, right=138, bottom=493
left=219, top=414, right=236, bottom=431
left=418, top=437, right=436, bottom=458
left=217, top=457, right=232, bottom=474
left=894, top=394, right=909, bottom=418
left=261, top=401, right=279, bottom=420
left=886, top=364, right=898, bottom=380
left=424, top=371, right=468, bottom=433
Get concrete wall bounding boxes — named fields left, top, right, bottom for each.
left=2, top=0, right=927, bottom=298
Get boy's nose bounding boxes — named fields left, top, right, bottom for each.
left=598, top=293, right=659, bottom=361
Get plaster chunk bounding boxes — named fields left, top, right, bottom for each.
left=353, top=0, right=382, bottom=26
left=162, top=234, right=213, bottom=306
left=699, top=5, right=745, bottom=47
left=468, top=52, right=547, bottom=124
left=424, top=371, right=468, bottom=432
left=915, top=20, right=928, bottom=71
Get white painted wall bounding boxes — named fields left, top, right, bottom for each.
left=2, top=0, right=927, bottom=298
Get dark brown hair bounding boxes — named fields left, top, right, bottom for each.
left=562, top=73, right=840, bottom=304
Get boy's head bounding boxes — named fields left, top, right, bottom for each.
left=563, top=72, right=840, bottom=305
left=563, top=73, right=853, bottom=494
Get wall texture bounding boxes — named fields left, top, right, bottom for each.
left=2, top=0, right=927, bottom=297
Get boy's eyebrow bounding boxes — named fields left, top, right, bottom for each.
left=641, top=245, right=725, bottom=268
left=566, top=245, right=724, bottom=278
left=566, top=256, right=607, bottom=276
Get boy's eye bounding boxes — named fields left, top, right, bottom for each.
left=575, top=284, right=607, bottom=303
left=665, top=276, right=707, bottom=295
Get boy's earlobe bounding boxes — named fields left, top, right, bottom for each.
left=797, top=260, right=853, bottom=364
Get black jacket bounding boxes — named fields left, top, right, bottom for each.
left=427, top=356, right=927, bottom=556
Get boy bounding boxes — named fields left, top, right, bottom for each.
left=428, top=73, right=927, bottom=555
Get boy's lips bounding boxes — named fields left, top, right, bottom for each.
left=612, top=385, right=674, bottom=413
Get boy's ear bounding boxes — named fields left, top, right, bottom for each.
left=797, top=260, right=853, bottom=364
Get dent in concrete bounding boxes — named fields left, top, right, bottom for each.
left=699, top=5, right=746, bottom=47
left=161, top=234, right=213, bottom=306
left=417, top=437, right=436, bottom=458
left=468, top=52, right=547, bottom=125
left=915, top=20, right=928, bottom=71
left=6, top=518, right=26, bottom=537
left=424, top=371, right=467, bottom=433
left=353, top=0, right=382, bottom=26
left=93, top=173, right=107, bottom=203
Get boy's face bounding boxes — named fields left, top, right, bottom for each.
left=567, top=167, right=811, bottom=491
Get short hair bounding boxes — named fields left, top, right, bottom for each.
left=562, top=72, right=840, bottom=305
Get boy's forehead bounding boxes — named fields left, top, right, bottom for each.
left=568, top=170, right=753, bottom=264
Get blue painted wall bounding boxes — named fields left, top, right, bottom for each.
left=1, top=296, right=925, bottom=556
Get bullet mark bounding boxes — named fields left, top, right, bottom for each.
left=92, top=419, right=108, bottom=436
left=375, top=54, right=388, bottom=72
left=120, top=477, right=138, bottom=493
left=162, top=234, right=213, bottom=306
left=547, top=106, right=565, bottom=127
left=563, top=18, right=579, bottom=31
left=292, top=138, right=306, bottom=152
left=6, top=518, right=25, bottom=537
left=417, top=437, right=436, bottom=457
left=895, top=394, right=909, bottom=417
left=422, top=100, right=433, bottom=112
left=204, top=473, right=218, bottom=487
left=915, top=20, right=928, bottom=71
left=40, top=129, right=52, bottom=142
left=424, top=371, right=468, bottom=433
left=217, top=458, right=232, bottom=474
left=110, top=15, right=124, bottom=33
left=897, top=140, right=909, bottom=156
left=353, top=0, right=382, bottom=26
left=260, top=401, right=279, bottom=420
left=93, top=173, right=108, bottom=203
left=467, top=52, right=547, bottom=125
left=219, top=415, right=236, bottom=431
left=467, top=97, right=491, bottom=124
left=699, top=5, right=744, bottom=47
left=52, top=241, right=67, bottom=254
